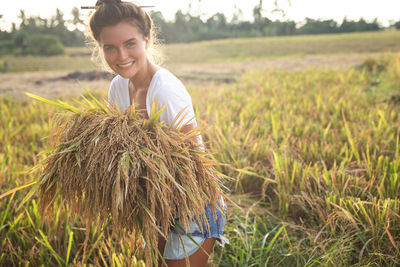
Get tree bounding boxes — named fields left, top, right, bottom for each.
left=11, top=23, right=16, bottom=34
left=25, top=34, right=64, bottom=55
left=0, top=13, right=10, bottom=42
left=150, top=11, right=172, bottom=42
left=49, top=9, right=70, bottom=45
left=70, top=7, right=84, bottom=30
left=54, top=8, right=66, bottom=28
left=206, top=13, right=227, bottom=30
left=27, top=17, right=37, bottom=28
left=38, top=17, right=49, bottom=29
left=265, top=20, right=295, bottom=36
left=173, top=10, right=188, bottom=41
left=298, top=18, right=338, bottom=34
left=394, top=21, right=400, bottom=30
left=253, top=0, right=265, bottom=36
left=18, top=10, right=27, bottom=28
left=231, top=5, right=243, bottom=25
left=339, top=17, right=380, bottom=33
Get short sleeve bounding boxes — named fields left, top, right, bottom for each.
left=151, top=83, right=196, bottom=128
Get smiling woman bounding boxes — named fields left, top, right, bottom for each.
left=87, top=0, right=227, bottom=266
left=89, top=0, right=162, bottom=72
left=100, top=23, right=149, bottom=80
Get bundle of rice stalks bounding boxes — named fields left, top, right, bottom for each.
left=27, top=91, right=224, bottom=265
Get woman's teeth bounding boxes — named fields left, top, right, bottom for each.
left=117, top=61, right=134, bottom=68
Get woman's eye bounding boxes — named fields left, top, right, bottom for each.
left=126, top=42, right=135, bottom=48
left=104, top=46, right=115, bottom=52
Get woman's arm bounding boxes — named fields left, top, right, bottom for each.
left=180, top=122, right=205, bottom=152
left=180, top=123, right=195, bottom=134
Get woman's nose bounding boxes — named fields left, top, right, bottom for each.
left=117, top=48, right=128, bottom=61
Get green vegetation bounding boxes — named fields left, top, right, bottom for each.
left=0, top=8, right=85, bottom=56
left=0, top=53, right=96, bottom=73
left=150, top=9, right=385, bottom=43
left=1, top=53, right=400, bottom=265
left=0, top=4, right=398, bottom=57
left=1, top=31, right=400, bottom=73
left=166, top=31, right=400, bottom=63
left=25, top=34, right=65, bottom=56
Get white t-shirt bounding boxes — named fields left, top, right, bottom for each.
left=108, top=68, right=196, bottom=127
left=108, top=68, right=203, bottom=145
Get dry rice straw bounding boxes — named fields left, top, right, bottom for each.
left=33, top=93, right=224, bottom=265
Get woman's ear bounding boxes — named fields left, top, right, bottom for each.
left=145, top=37, right=150, bottom=49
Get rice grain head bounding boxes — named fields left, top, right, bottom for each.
left=31, top=93, right=225, bottom=265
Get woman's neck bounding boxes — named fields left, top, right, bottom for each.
left=130, top=59, right=157, bottom=91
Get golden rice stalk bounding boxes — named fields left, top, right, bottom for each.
left=28, top=92, right=224, bottom=265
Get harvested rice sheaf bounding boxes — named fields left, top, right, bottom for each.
left=32, top=93, right=224, bottom=265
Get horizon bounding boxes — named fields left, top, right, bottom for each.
left=0, top=0, right=399, bottom=31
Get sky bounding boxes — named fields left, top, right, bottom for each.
left=0, top=0, right=399, bottom=31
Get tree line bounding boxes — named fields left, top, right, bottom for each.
left=151, top=10, right=398, bottom=43
left=0, top=6, right=399, bottom=56
left=0, top=8, right=85, bottom=56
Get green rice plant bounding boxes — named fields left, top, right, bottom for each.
left=212, top=205, right=288, bottom=267
left=24, top=91, right=223, bottom=266
left=2, top=52, right=400, bottom=266
left=192, top=53, right=400, bottom=265
left=3, top=31, right=400, bottom=73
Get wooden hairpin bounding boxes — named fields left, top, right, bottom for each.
left=81, top=5, right=154, bottom=9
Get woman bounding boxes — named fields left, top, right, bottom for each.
left=87, top=0, right=227, bottom=266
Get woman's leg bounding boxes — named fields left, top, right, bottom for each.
left=157, top=234, right=167, bottom=266
left=158, top=237, right=216, bottom=267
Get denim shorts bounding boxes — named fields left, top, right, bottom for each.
left=163, top=196, right=228, bottom=260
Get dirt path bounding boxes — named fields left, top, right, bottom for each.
left=167, top=53, right=379, bottom=75
left=0, top=53, right=380, bottom=98
left=168, top=52, right=379, bottom=87
left=0, top=71, right=111, bottom=99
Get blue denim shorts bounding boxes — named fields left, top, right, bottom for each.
left=163, top=196, right=228, bottom=260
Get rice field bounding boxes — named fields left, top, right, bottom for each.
left=2, top=30, right=400, bottom=73
left=1, top=33, right=400, bottom=266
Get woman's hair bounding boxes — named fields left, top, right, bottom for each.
left=88, top=0, right=163, bottom=67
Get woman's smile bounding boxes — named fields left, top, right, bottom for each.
left=99, top=22, right=148, bottom=79
left=117, top=61, right=135, bottom=68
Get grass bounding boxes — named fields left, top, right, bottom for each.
left=1, top=51, right=400, bottom=265
left=0, top=54, right=97, bottom=73
left=1, top=30, right=400, bottom=72
left=166, top=31, right=400, bottom=63
left=203, top=54, right=400, bottom=266
left=27, top=91, right=223, bottom=266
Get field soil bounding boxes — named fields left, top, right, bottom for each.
left=168, top=52, right=379, bottom=74
left=0, top=71, right=112, bottom=99
left=0, top=53, right=381, bottom=98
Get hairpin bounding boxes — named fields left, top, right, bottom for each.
left=81, top=5, right=154, bottom=9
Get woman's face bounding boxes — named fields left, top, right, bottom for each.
left=99, top=22, right=149, bottom=79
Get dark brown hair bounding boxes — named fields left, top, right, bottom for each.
left=89, top=0, right=152, bottom=42
left=88, top=0, right=163, bottom=65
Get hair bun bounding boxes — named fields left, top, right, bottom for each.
left=95, top=0, right=122, bottom=6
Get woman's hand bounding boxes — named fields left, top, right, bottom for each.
left=180, top=123, right=204, bottom=151
left=180, top=123, right=195, bottom=135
